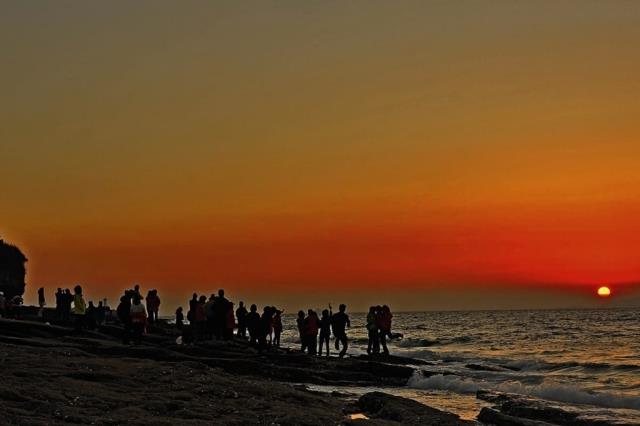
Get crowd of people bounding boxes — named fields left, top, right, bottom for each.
left=7, top=286, right=396, bottom=358
left=50, top=286, right=109, bottom=330
left=295, top=304, right=350, bottom=357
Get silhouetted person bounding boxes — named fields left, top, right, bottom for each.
left=224, top=301, right=235, bottom=340
left=0, top=292, right=5, bottom=318
left=318, top=308, right=331, bottom=356
left=195, top=295, right=207, bottom=342
left=55, top=288, right=63, bottom=319
left=246, top=304, right=260, bottom=345
left=205, top=294, right=216, bottom=339
left=258, top=306, right=275, bottom=353
left=146, top=289, right=160, bottom=323
left=133, top=284, right=142, bottom=300
left=212, top=289, right=228, bottom=339
left=63, top=289, right=73, bottom=323
left=130, top=295, right=147, bottom=344
left=175, top=307, right=184, bottom=329
left=96, top=301, right=106, bottom=326
left=304, top=309, right=320, bottom=355
left=366, top=306, right=379, bottom=355
left=379, top=305, right=392, bottom=355
left=117, top=294, right=132, bottom=344
left=72, top=285, right=86, bottom=331
left=296, top=310, right=307, bottom=352
left=273, top=309, right=283, bottom=348
left=236, top=301, right=248, bottom=338
left=331, top=303, right=350, bottom=358
left=187, top=293, right=198, bottom=325
left=86, top=301, right=97, bottom=330
left=37, top=287, right=46, bottom=321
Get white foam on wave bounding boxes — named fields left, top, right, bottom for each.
left=407, top=373, right=640, bottom=410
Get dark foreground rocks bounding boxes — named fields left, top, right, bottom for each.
left=477, top=390, right=637, bottom=426
left=353, top=392, right=475, bottom=425
left=0, top=318, right=469, bottom=425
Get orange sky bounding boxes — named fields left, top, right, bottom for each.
left=1, top=2, right=640, bottom=311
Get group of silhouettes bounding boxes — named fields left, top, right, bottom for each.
left=366, top=305, right=394, bottom=355
left=53, top=286, right=108, bottom=330
left=175, top=289, right=288, bottom=353
left=114, top=285, right=162, bottom=344
left=26, top=286, right=396, bottom=358
left=296, top=304, right=351, bottom=357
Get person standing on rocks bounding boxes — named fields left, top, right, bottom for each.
left=117, top=293, right=132, bottom=344
left=318, top=308, right=332, bottom=356
left=366, top=306, right=379, bottom=355
left=37, top=287, right=46, bottom=321
left=246, top=304, right=260, bottom=346
left=195, top=295, right=207, bottom=342
left=130, top=295, right=147, bottom=344
left=175, top=306, right=184, bottom=329
left=258, top=306, right=275, bottom=353
left=96, top=301, right=106, bottom=326
left=55, top=288, right=63, bottom=320
left=146, top=290, right=160, bottom=323
left=331, top=304, right=351, bottom=358
left=297, top=310, right=307, bottom=352
left=72, top=285, right=86, bottom=330
left=304, top=309, right=320, bottom=355
left=379, top=305, right=393, bottom=355
left=63, top=289, right=73, bottom=323
left=273, top=309, right=283, bottom=348
left=236, top=301, right=248, bottom=338
left=212, top=289, right=229, bottom=340
left=224, top=301, right=236, bottom=340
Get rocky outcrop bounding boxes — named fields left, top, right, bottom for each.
left=0, top=239, right=27, bottom=298
left=477, top=390, right=634, bottom=426
left=357, top=391, right=475, bottom=425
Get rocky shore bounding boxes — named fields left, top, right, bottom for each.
left=0, top=316, right=633, bottom=425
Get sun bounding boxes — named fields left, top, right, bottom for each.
left=597, top=286, right=611, bottom=297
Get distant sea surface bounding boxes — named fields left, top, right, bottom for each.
left=279, top=309, right=640, bottom=422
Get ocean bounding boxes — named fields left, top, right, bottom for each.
left=280, top=308, right=640, bottom=422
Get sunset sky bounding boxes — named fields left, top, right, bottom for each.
left=2, top=2, right=640, bottom=312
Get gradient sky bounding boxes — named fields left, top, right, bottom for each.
left=2, top=1, right=640, bottom=312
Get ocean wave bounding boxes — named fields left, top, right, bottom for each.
left=504, top=359, right=640, bottom=373
left=407, top=373, right=640, bottom=410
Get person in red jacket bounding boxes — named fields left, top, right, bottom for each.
left=304, top=309, right=320, bottom=355
left=379, top=305, right=393, bottom=355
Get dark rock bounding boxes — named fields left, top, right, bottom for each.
left=477, top=390, right=632, bottom=426
left=479, top=407, right=557, bottom=426
left=358, top=391, right=475, bottom=425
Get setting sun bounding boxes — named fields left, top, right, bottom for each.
left=597, top=286, right=612, bottom=297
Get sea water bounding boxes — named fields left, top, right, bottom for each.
left=280, top=309, right=640, bottom=422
